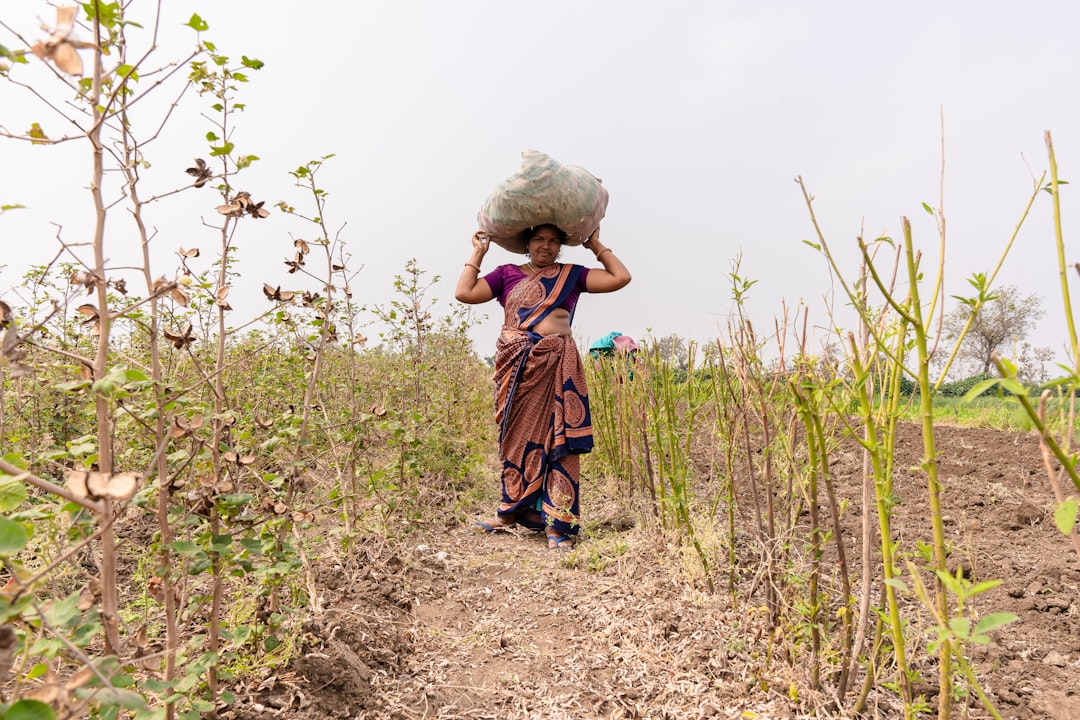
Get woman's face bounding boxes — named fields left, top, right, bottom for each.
left=527, top=227, right=563, bottom=266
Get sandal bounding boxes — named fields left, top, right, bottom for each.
left=474, top=519, right=512, bottom=534
left=547, top=533, right=575, bottom=551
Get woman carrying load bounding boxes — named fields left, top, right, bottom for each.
left=455, top=224, right=631, bottom=550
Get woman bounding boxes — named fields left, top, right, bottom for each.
left=455, top=224, right=631, bottom=549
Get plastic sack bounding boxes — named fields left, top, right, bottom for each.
left=477, top=150, right=608, bottom=254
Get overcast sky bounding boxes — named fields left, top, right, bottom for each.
left=3, top=1, right=1079, bottom=369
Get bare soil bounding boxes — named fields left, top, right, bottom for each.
left=225, top=423, right=1080, bottom=719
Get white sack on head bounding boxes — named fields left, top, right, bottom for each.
left=478, top=150, right=608, bottom=254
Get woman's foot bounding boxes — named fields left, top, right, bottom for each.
left=546, top=531, right=575, bottom=551
left=476, top=509, right=547, bottom=533
left=515, top=509, right=546, bottom=531
left=474, top=516, right=515, bottom=533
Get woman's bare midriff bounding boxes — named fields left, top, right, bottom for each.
left=534, top=308, right=572, bottom=336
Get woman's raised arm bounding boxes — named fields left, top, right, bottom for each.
left=582, top=226, right=631, bottom=294
left=455, top=232, right=496, bottom=304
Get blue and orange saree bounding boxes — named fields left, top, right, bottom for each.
left=492, top=263, right=593, bottom=537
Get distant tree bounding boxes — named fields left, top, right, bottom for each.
left=1015, top=341, right=1055, bottom=385
left=653, top=334, right=689, bottom=370
left=941, top=284, right=1046, bottom=375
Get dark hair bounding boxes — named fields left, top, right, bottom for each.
left=524, top=224, right=567, bottom=244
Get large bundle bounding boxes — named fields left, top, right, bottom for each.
left=477, top=150, right=608, bottom=254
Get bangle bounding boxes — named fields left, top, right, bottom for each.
left=464, top=262, right=481, bottom=272
left=596, top=248, right=613, bottom=260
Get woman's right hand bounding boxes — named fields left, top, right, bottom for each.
left=471, top=231, right=490, bottom=258
left=456, top=233, right=496, bottom=304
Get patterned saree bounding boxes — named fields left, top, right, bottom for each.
left=493, top=263, right=593, bottom=536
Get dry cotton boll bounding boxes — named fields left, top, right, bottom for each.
left=30, top=6, right=96, bottom=77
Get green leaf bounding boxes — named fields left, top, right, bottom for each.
left=1, top=454, right=26, bottom=470
left=73, top=686, right=146, bottom=710
left=238, top=538, right=265, bottom=554
left=67, top=439, right=96, bottom=456
left=116, top=64, right=139, bottom=82
left=133, top=708, right=168, bottom=720
left=189, top=651, right=219, bottom=674
left=801, top=239, right=821, bottom=251
left=43, top=592, right=80, bottom=628
left=227, top=624, right=253, bottom=646
left=1054, top=497, right=1078, bottom=536
left=141, top=677, right=175, bottom=693
left=240, top=56, right=264, bottom=69
left=211, top=534, right=232, bottom=553
left=218, top=493, right=253, bottom=508
left=29, top=637, right=65, bottom=657
left=27, top=123, right=48, bottom=145
left=922, top=202, right=934, bottom=215
left=962, top=378, right=999, bottom=402
left=0, top=476, right=28, bottom=512
left=948, top=617, right=971, bottom=639
left=1042, top=179, right=1070, bottom=194
left=171, top=540, right=200, bottom=556
left=999, top=378, right=1027, bottom=397
left=883, top=577, right=908, bottom=593
left=83, top=2, right=121, bottom=28
left=91, top=376, right=116, bottom=397
left=5, top=699, right=57, bottom=720
left=26, top=663, right=49, bottom=680
left=973, top=612, right=1019, bottom=635
left=967, top=579, right=1003, bottom=597
left=208, top=142, right=234, bottom=157
left=172, top=671, right=199, bottom=694
left=55, top=379, right=92, bottom=393
left=0, top=517, right=28, bottom=555
left=0, top=594, right=32, bottom=624
left=934, top=570, right=965, bottom=596
left=186, top=14, right=209, bottom=32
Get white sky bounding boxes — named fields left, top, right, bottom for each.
left=2, top=1, right=1079, bottom=368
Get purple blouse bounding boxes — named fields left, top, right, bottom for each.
left=483, top=263, right=591, bottom=314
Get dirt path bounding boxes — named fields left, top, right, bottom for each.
left=229, top=423, right=1080, bottom=720
left=367, top=528, right=796, bottom=720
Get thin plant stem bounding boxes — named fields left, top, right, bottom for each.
left=902, top=216, right=952, bottom=719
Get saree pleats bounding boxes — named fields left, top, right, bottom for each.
left=492, top=264, right=592, bottom=536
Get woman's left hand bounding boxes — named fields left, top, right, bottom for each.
left=582, top=224, right=631, bottom=293
left=583, top=226, right=603, bottom=255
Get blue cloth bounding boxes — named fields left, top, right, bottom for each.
left=588, top=331, right=624, bottom=352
